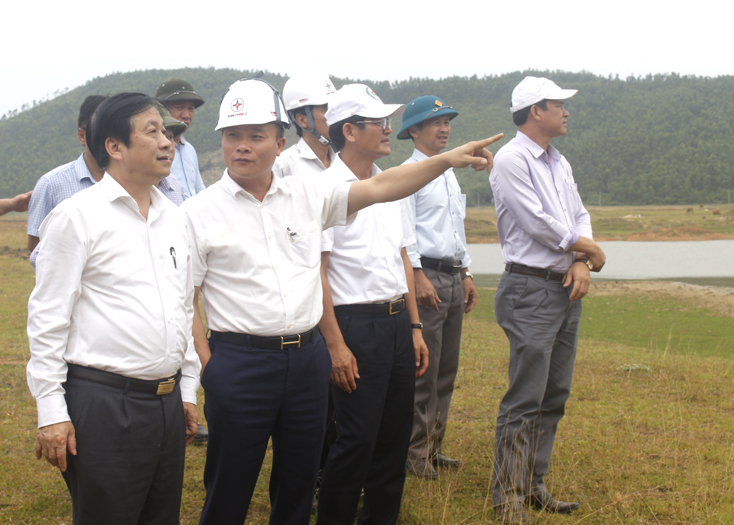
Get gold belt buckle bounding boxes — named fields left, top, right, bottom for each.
left=281, top=334, right=302, bottom=350
left=156, top=378, right=176, bottom=395
left=561, top=273, right=568, bottom=284
left=389, top=299, right=403, bottom=315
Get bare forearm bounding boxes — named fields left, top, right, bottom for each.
left=192, top=287, right=211, bottom=369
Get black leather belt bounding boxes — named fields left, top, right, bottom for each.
left=210, top=326, right=320, bottom=350
left=334, top=296, right=406, bottom=316
left=66, top=364, right=181, bottom=395
left=505, top=263, right=567, bottom=283
left=420, top=256, right=462, bottom=275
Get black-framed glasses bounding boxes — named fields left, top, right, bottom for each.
left=355, top=117, right=392, bottom=130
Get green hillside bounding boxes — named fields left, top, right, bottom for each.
left=2, top=68, right=734, bottom=205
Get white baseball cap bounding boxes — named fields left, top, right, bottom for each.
left=325, top=84, right=405, bottom=127
left=215, top=78, right=290, bottom=131
left=510, top=76, right=578, bottom=113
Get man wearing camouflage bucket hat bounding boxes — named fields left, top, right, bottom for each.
left=397, top=96, right=478, bottom=480
left=156, top=78, right=206, bottom=198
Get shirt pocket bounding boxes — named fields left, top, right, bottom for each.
left=288, top=219, right=321, bottom=268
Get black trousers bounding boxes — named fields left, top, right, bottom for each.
left=199, top=334, right=332, bottom=525
left=62, top=373, right=186, bottom=525
left=317, top=308, right=415, bottom=525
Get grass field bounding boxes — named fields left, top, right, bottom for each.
left=1, top=216, right=733, bottom=524
left=465, top=205, right=734, bottom=243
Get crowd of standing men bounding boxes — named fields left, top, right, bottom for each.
left=22, top=71, right=604, bottom=525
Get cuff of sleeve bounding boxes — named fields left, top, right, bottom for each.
left=179, top=376, right=200, bottom=405
left=407, top=248, right=421, bottom=268
left=461, top=253, right=472, bottom=268
left=37, top=395, right=71, bottom=429
left=559, top=229, right=579, bottom=252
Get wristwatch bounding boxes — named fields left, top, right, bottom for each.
left=461, top=271, right=474, bottom=280
left=575, top=258, right=593, bottom=271
left=411, top=323, right=424, bottom=331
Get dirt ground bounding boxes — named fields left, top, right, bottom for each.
left=590, top=280, right=734, bottom=317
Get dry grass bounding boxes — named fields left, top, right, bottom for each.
left=1, top=217, right=733, bottom=524
left=465, top=205, right=734, bottom=243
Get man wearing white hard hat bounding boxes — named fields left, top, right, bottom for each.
left=182, top=76, right=501, bottom=524
left=314, top=84, right=428, bottom=525
left=274, top=73, right=337, bottom=177
left=489, top=76, right=606, bottom=523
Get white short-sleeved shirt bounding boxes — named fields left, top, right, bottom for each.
left=182, top=169, right=352, bottom=336
left=273, top=138, right=335, bottom=178
left=27, top=174, right=200, bottom=428
left=321, top=155, right=415, bottom=306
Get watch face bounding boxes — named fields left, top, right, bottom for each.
left=586, top=260, right=593, bottom=270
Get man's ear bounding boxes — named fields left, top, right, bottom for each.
left=343, top=122, right=358, bottom=144
left=295, top=112, right=311, bottom=131
left=77, top=128, right=87, bottom=147
left=105, top=137, right=124, bottom=163
left=409, top=125, right=421, bottom=140
left=276, top=136, right=287, bottom=156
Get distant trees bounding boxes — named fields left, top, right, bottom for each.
left=2, top=68, right=734, bottom=205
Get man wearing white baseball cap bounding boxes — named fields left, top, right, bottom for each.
left=489, top=76, right=606, bottom=523
left=183, top=76, right=502, bottom=524
left=274, top=73, right=337, bottom=178
left=314, top=84, right=428, bottom=524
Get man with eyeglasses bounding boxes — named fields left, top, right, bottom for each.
left=396, top=96, right=476, bottom=480
left=315, top=84, right=429, bottom=525
left=156, top=78, right=206, bottom=199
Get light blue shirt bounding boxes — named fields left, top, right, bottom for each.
left=171, top=135, right=205, bottom=198
left=28, top=153, right=97, bottom=237
left=489, top=131, right=592, bottom=272
left=402, top=149, right=471, bottom=269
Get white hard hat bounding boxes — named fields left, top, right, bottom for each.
left=283, top=73, right=337, bottom=111
left=325, top=84, right=404, bottom=127
left=215, top=78, right=291, bottom=131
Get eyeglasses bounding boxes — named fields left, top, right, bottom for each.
left=355, top=117, right=392, bottom=130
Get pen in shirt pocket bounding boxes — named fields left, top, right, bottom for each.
left=170, top=247, right=177, bottom=269
left=286, top=227, right=297, bottom=243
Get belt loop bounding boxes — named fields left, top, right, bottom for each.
left=123, top=380, right=130, bottom=395
left=545, top=270, right=551, bottom=281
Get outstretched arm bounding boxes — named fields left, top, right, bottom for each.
left=0, top=191, right=32, bottom=215
left=346, top=135, right=503, bottom=215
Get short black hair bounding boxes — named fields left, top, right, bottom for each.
left=408, top=121, right=426, bottom=143
left=87, top=93, right=160, bottom=170
left=328, top=116, right=365, bottom=151
left=512, top=99, right=548, bottom=127
left=78, top=95, right=109, bottom=130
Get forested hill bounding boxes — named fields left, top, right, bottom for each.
left=2, top=68, right=734, bottom=205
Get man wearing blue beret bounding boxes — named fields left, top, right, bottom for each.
left=398, top=96, right=477, bottom=479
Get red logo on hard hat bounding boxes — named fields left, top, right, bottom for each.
left=231, top=98, right=244, bottom=112
left=325, top=81, right=334, bottom=93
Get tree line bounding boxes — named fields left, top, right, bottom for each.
left=2, top=68, right=733, bottom=205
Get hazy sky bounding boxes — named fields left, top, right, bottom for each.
left=4, top=0, right=732, bottom=117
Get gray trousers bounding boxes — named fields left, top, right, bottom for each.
left=492, top=271, right=581, bottom=506
left=409, top=268, right=464, bottom=461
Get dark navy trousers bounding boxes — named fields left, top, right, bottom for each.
left=316, top=308, right=415, bottom=525
left=199, top=334, right=332, bottom=525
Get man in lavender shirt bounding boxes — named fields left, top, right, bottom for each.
left=489, top=76, right=606, bottom=524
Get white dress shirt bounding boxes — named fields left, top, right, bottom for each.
left=490, top=131, right=592, bottom=272
left=321, top=155, right=415, bottom=306
left=27, top=174, right=201, bottom=428
left=401, top=148, right=471, bottom=269
left=182, top=169, right=351, bottom=336
left=273, top=138, right=335, bottom=178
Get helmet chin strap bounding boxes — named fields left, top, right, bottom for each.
left=304, top=106, right=332, bottom=146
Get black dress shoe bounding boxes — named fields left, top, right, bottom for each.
left=528, top=492, right=579, bottom=514
left=495, top=502, right=534, bottom=524
left=405, top=458, right=438, bottom=479
left=433, top=453, right=462, bottom=469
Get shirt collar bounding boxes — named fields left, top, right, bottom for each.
left=100, top=173, right=167, bottom=218
left=220, top=168, right=292, bottom=199
left=410, top=148, right=429, bottom=162
left=75, top=153, right=96, bottom=183
left=331, top=153, right=380, bottom=182
left=295, top=138, right=318, bottom=160
left=515, top=130, right=561, bottom=162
